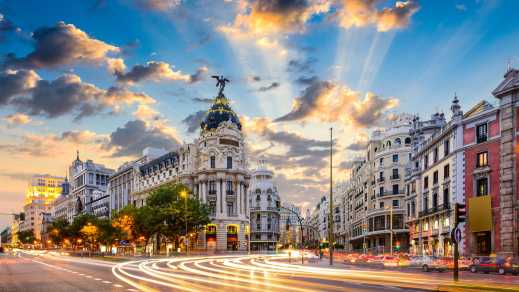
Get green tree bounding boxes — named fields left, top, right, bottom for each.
left=69, top=213, right=98, bottom=247
left=96, top=218, right=121, bottom=249
left=17, top=229, right=36, bottom=245
left=48, top=218, right=70, bottom=246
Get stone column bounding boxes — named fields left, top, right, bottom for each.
left=216, top=178, right=221, bottom=215
left=236, top=180, right=241, bottom=216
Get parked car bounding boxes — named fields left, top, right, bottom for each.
left=420, top=256, right=447, bottom=272
left=470, top=256, right=519, bottom=275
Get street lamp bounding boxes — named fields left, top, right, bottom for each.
left=180, top=190, right=188, bottom=255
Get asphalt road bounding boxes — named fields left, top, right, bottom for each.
left=1, top=251, right=519, bottom=292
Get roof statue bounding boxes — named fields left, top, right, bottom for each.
left=211, top=75, right=230, bottom=97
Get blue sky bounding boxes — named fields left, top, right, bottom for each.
left=1, top=0, right=518, bottom=229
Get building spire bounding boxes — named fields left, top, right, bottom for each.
left=76, top=150, right=80, bottom=161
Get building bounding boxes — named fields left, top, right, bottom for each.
left=406, top=98, right=466, bottom=257
left=131, top=87, right=251, bottom=252
left=51, top=177, right=75, bottom=222
left=462, top=101, right=501, bottom=256
left=492, top=67, right=519, bottom=257
left=19, top=175, right=65, bottom=241
left=249, top=160, right=281, bottom=251
left=69, top=152, right=114, bottom=218
left=279, top=202, right=302, bottom=247
left=1, top=227, right=11, bottom=246
left=339, top=115, right=413, bottom=254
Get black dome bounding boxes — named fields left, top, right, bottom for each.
left=201, top=95, right=242, bottom=131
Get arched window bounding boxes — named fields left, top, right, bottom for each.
left=386, top=141, right=391, bottom=147
left=255, top=188, right=261, bottom=194
left=395, top=138, right=401, bottom=145
left=405, top=137, right=411, bottom=145
left=267, top=188, right=272, bottom=194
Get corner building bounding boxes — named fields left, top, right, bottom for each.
left=133, top=92, right=250, bottom=252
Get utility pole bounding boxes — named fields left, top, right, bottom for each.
left=329, top=127, right=334, bottom=266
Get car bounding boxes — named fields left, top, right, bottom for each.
left=420, top=256, right=447, bottom=272
left=382, top=256, right=400, bottom=268
left=470, top=256, right=519, bottom=275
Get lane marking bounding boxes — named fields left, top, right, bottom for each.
left=102, top=280, right=112, bottom=284
left=113, top=284, right=123, bottom=287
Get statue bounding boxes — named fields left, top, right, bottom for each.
left=211, top=75, right=230, bottom=97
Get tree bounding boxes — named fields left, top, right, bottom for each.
left=97, top=218, right=121, bottom=251
left=17, top=229, right=36, bottom=245
left=80, top=222, right=98, bottom=251
left=48, top=218, right=70, bottom=247
left=69, top=213, right=98, bottom=247
left=113, top=205, right=163, bottom=251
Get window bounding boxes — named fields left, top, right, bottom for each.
left=443, top=188, right=449, bottom=206
left=476, top=152, right=488, bottom=168
left=476, top=123, right=488, bottom=143
left=444, top=140, right=450, bottom=156
left=379, top=187, right=384, bottom=196
left=432, top=192, right=438, bottom=208
left=379, top=171, right=384, bottom=181
left=423, top=176, right=429, bottom=189
left=392, top=169, right=399, bottom=179
left=392, top=154, right=398, bottom=163
left=424, top=154, right=429, bottom=169
left=405, top=137, right=411, bottom=145
left=395, top=138, right=401, bottom=145
left=392, top=184, right=399, bottom=195
left=411, top=200, right=416, bottom=215
left=476, top=177, right=488, bottom=196
left=434, top=148, right=439, bottom=163
left=210, top=156, right=216, bottom=168
left=423, top=196, right=428, bottom=211
left=407, top=203, right=410, bottom=216
left=379, top=158, right=384, bottom=165
left=433, top=171, right=438, bottom=185
left=379, top=202, right=385, bottom=209
left=208, top=181, right=216, bottom=193
left=226, top=156, right=232, bottom=169
left=227, top=203, right=234, bottom=215
left=444, top=164, right=450, bottom=179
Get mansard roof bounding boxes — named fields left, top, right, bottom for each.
left=493, top=68, right=519, bottom=98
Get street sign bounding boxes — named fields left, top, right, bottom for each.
left=451, top=226, right=462, bottom=244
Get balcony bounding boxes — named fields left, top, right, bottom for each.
left=226, top=190, right=234, bottom=196
left=418, top=203, right=450, bottom=217
left=390, top=174, right=400, bottom=180
left=208, top=190, right=217, bottom=195
left=378, top=190, right=404, bottom=197
left=377, top=177, right=385, bottom=183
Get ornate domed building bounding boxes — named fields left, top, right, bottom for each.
left=132, top=79, right=250, bottom=252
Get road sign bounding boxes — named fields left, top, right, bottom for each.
left=451, top=226, right=462, bottom=244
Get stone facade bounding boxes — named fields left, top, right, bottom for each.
left=249, top=161, right=281, bottom=251
left=131, top=93, right=250, bottom=252
left=492, top=68, right=519, bottom=256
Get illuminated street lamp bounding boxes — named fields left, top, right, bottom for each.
left=180, top=190, right=189, bottom=255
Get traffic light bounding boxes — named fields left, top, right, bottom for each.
left=455, top=203, right=466, bottom=224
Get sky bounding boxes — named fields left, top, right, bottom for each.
left=1, top=0, right=519, bottom=230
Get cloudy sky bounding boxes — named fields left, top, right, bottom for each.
left=1, top=0, right=518, bottom=229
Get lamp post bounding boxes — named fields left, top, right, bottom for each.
left=180, top=190, right=188, bottom=255
left=329, top=127, right=334, bottom=266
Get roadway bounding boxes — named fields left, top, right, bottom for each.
left=1, top=251, right=518, bottom=291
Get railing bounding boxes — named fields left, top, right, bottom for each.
left=418, top=203, right=450, bottom=217
left=226, top=190, right=234, bottom=195
left=378, top=190, right=404, bottom=197
left=377, top=177, right=385, bottom=183
left=390, top=174, right=400, bottom=180
left=208, top=190, right=216, bottom=195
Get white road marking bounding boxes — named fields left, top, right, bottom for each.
left=95, top=278, right=102, bottom=281
left=113, top=284, right=123, bottom=287
left=102, top=280, right=112, bottom=284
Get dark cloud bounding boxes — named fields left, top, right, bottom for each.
left=349, top=93, right=399, bottom=127
left=295, top=75, right=318, bottom=86
left=258, top=82, right=280, bottom=92
left=274, top=76, right=398, bottom=127
left=115, top=61, right=207, bottom=84
left=3, top=22, right=120, bottom=70
left=134, top=0, right=180, bottom=11
left=0, top=13, right=17, bottom=42
left=182, top=110, right=206, bottom=133
left=287, top=57, right=316, bottom=74
left=105, top=120, right=180, bottom=157
left=191, top=97, right=214, bottom=104
left=273, top=173, right=325, bottom=206
left=275, top=78, right=335, bottom=122
left=0, top=70, right=154, bottom=121
left=188, top=66, right=209, bottom=83
left=345, top=140, right=367, bottom=151
left=0, top=70, right=39, bottom=106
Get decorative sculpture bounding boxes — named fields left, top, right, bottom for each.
left=211, top=75, right=230, bottom=97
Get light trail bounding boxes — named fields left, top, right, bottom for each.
left=104, top=253, right=519, bottom=292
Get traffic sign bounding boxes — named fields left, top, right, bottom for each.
left=451, top=226, right=462, bottom=244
